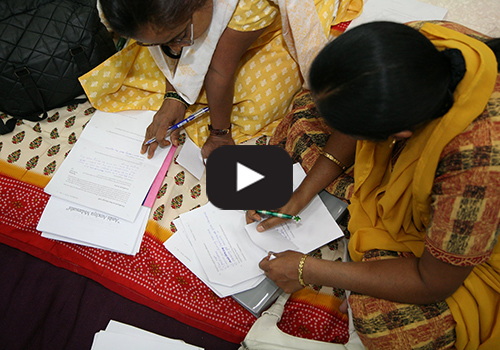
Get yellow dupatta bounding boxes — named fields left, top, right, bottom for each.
left=347, top=23, right=500, bottom=349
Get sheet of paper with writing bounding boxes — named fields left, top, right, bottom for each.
left=246, top=163, right=344, bottom=253
left=167, top=163, right=344, bottom=289
left=164, top=218, right=265, bottom=297
left=38, top=196, right=149, bottom=255
left=245, top=227, right=299, bottom=253
left=179, top=202, right=267, bottom=286
left=44, top=110, right=170, bottom=221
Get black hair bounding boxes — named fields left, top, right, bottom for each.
left=486, top=38, right=500, bottom=70
left=309, top=21, right=498, bottom=140
left=99, top=0, right=207, bottom=38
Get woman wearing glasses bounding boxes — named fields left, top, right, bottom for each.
left=84, top=0, right=362, bottom=158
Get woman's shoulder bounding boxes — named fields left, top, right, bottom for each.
left=437, top=74, right=500, bottom=176
left=228, top=0, right=279, bottom=32
left=427, top=75, right=500, bottom=266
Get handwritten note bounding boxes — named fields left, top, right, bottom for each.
left=169, top=163, right=344, bottom=289
left=165, top=219, right=264, bottom=297
left=245, top=164, right=344, bottom=253
left=179, top=203, right=266, bottom=287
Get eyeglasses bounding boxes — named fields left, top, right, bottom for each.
left=137, top=21, right=194, bottom=47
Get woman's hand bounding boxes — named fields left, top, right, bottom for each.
left=246, top=191, right=307, bottom=231
left=259, top=251, right=305, bottom=294
left=201, top=133, right=235, bottom=158
left=141, top=98, right=187, bottom=159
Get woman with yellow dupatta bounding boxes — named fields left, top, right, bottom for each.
left=253, top=22, right=500, bottom=349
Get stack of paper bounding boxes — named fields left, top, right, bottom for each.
left=39, top=198, right=149, bottom=254
left=37, top=110, right=172, bottom=255
left=91, top=320, right=203, bottom=350
left=164, top=163, right=345, bottom=297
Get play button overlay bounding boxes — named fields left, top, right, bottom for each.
left=237, top=163, right=265, bottom=191
left=206, top=145, right=292, bottom=210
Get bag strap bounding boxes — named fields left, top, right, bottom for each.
left=14, top=46, right=92, bottom=119
left=0, top=118, right=18, bottom=135
left=14, top=67, right=48, bottom=121
left=70, top=46, right=92, bottom=73
left=5, top=47, right=91, bottom=134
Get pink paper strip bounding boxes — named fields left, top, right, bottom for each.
left=143, top=145, right=178, bottom=208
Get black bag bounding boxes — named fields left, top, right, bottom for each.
left=0, top=0, right=117, bottom=134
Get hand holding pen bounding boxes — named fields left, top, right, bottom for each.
left=246, top=199, right=303, bottom=232
left=256, top=210, right=301, bottom=222
left=144, top=107, right=209, bottom=146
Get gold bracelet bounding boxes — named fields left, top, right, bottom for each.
left=319, top=150, right=347, bottom=171
left=298, top=254, right=309, bottom=288
left=164, top=91, right=189, bottom=108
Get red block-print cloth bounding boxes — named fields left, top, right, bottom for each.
left=0, top=174, right=349, bottom=344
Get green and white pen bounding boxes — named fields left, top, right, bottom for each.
left=255, top=210, right=301, bottom=222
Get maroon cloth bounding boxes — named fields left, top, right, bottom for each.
left=0, top=243, right=239, bottom=350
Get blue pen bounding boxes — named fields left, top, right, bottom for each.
left=144, top=106, right=209, bottom=145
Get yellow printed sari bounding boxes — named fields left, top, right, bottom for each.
left=348, top=23, right=500, bottom=349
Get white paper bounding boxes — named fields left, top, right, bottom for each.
left=245, top=163, right=344, bottom=253
left=179, top=203, right=266, bottom=286
left=246, top=223, right=299, bottom=252
left=45, top=110, right=170, bottom=221
left=348, top=0, right=448, bottom=30
left=170, top=163, right=344, bottom=289
left=165, top=219, right=265, bottom=297
left=176, top=134, right=205, bottom=180
left=104, top=321, right=191, bottom=346
left=41, top=228, right=144, bottom=255
left=91, top=320, right=203, bottom=350
left=38, top=196, right=149, bottom=255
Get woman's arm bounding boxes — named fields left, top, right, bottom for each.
left=141, top=79, right=187, bottom=159
left=260, top=248, right=473, bottom=304
left=201, top=27, right=266, bottom=158
left=247, top=132, right=357, bottom=230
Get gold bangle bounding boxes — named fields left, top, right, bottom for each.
left=319, top=150, right=347, bottom=171
left=164, top=91, right=189, bottom=108
left=298, top=254, right=309, bottom=288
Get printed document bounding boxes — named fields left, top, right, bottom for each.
left=45, top=110, right=171, bottom=221
left=38, top=196, right=149, bottom=255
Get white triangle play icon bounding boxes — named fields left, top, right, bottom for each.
left=236, top=162, right=265, bottom=192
